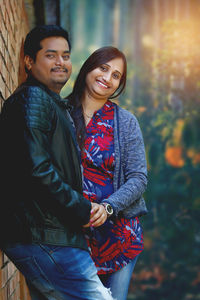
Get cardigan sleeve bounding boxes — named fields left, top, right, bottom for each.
left=102, top=111, right=147, bottom=216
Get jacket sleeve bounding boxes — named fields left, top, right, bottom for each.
left=103, top=113, right=147, bottom=216
left=19, top=88, right=91, bottom=225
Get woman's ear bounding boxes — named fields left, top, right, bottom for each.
left=24, top=55, right=34, bottom=71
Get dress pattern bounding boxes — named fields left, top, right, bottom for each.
left=82, top=100, right=144, bottom=274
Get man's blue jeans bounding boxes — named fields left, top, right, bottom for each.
left=3, top=244, right=113, bottom=300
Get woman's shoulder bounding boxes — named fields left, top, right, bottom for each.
left=114, top=103, right=138, bottom=124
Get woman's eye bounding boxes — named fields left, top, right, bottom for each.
left=113, top=73, right=120, bottom=79
left=100, top=65, right=107, bottom=71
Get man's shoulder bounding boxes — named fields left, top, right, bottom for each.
left=4, top=84, right=53, bottom=127
left=6, top=84, right=53, bottom=111
left=18, top=84, right=51, bottom=101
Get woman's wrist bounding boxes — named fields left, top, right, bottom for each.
left=101, top=203, right=114, bottom=217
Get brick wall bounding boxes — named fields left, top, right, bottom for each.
left=0, top=0, right=29, bottom=108
left=0, top=0, right=31, bottom=299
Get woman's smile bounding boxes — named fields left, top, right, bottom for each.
left=96, top=79, right=109, bottom=89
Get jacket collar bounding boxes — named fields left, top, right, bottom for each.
left=22, top=76, right=71, bottom=110
left=25, top=75, right=61, bottom=99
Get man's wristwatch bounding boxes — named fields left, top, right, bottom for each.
left=101, top=203, right=113, bottom=217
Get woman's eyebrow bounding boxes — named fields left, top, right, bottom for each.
left=103, top=63, right=122, bottom=75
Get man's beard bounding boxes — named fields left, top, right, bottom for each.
left=51, top=67, right=70, bottom=86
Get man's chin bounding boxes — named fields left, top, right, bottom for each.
left=53, top=78, right=69, bottom=86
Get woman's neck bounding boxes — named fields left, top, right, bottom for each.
left=82, top=93, right=108, bottom=116
left=81, top=92, right=108, bottom=126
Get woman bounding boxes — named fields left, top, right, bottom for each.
left=67, top=46, right=148, bottom=300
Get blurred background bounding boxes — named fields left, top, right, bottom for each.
left=23, top=0, right=200, bottom=299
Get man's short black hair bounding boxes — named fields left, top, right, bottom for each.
left=24, top=25, right=71, bottom=61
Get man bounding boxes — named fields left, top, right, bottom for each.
left=0, top=25, right=113, bottom=300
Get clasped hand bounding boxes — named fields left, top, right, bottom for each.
left=83, top=202, right=107, bottom=228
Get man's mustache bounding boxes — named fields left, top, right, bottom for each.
left=51, top=67, right=69, bottom=72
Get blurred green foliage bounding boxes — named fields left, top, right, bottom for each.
left=127, top=20, right=200, bottom=300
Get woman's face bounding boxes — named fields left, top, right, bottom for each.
left=85, top=57, right=124, bottom=100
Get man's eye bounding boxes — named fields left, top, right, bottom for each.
left=63, top=55, right=70, bottom=60
left=46, top=54, right=55, bottom=58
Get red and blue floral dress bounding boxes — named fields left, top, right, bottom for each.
left=82, top=100, right=144, bottom=275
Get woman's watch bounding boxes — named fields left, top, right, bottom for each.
left=102, top=203, right=113, bottom=217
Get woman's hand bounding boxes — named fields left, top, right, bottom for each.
left=83, top=203, right=107, bottom=228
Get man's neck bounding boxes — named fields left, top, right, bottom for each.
left=26, top=76, right=61, bottom=98
left=26, top=75, right=62, bottom=94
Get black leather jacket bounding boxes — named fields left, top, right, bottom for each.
left=0, top=77, right=91, bottom=250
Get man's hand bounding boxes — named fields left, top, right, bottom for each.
left=83, top=202, right=107, bottom=228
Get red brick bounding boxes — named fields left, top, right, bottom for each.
left=1, top=60, right=7, bottom=83
left=0, top=252, right=3, bottom=268
left=0, top=12, right=2, bottom=33
left=4, top=45, right=9, bottom=70
left=5, top=0, right=11, bottom=16
left=3, top=253, right=9, bottom=265
left=0, top=265, right=2, bottom=289
left=0, top=2, right=6, bottom=23
left=5, top=85, right=11, bottom=99
left=10, top=282, right=21, bottom=300
left=0, top=285, right=8, bottom=299
left=20, top=274, right=31, bottom=300
left=0, top=75, right=6, bottom=99
left=4, top=9, right=9, bottom=33
left=1, top=264, right=8, bottom=289
left=9, top=9, right=15, bottom=35
left=0, top=33, right=5, bottom=57
left=1, top=20, right=7, bottom=45
left=11, top=0, right=17, bottom=24
left=8, top=261, right=17, bottom=280
left=7, top=272, right=20, bottom=297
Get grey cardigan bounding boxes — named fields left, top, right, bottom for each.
left=102, top=104, right=148, bottom=218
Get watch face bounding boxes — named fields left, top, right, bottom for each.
left=106, top=204, right=113, bottom=215
left=102, top=203, right=113, bottom=216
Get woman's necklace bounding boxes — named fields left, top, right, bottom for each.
left=83, top=110, right=93, bottom=119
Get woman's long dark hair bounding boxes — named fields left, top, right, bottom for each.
left=67, top=46, right=127, bottom=149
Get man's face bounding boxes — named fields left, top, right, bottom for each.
left=25, top=36, right=72, bottom=94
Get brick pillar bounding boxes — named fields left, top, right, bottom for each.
left=0, top=0, right=29, bottom=106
